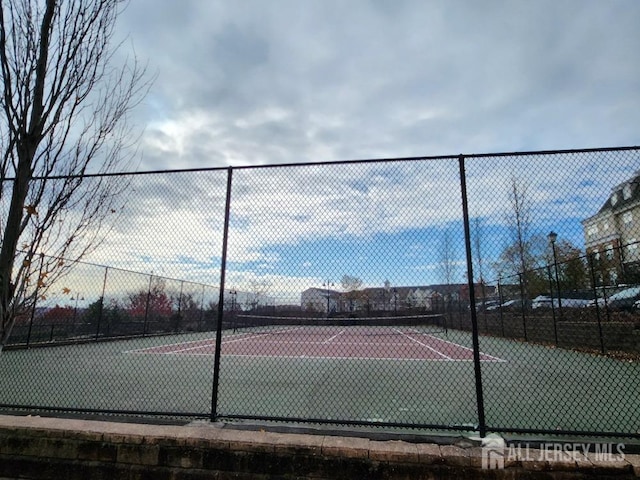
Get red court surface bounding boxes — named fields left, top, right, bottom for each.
left=130, top=327, right=505, bottom=362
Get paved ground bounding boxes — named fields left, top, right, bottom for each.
left=0, top=328, right=638, bottom=437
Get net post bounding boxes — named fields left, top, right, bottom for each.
left=443, top=312, right=448, bottom=337
left=95, top=266, right=108, bottom=342
left=458, top=154, right=487, bottom=438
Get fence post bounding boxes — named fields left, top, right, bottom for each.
left=95, top=267, right=108, bottom=341
left=26, top=253, right=45, bottom=347
left=211, top=167, right=234, bottom=421
left=458, top=155, right=487, bottom=438
left=480, top=282, right=488, bottom=334
left=199, top=284, right=205, bottom=331
left=587, top=253, right=606, bottom=354
left=546, top=266, right=558, bottom=345
left=617, top=242, right=626, bottom=283
left=497, top=276, right=505, bottom=337
left=143, top=274, right=153, bottom=336
left=518, top=273, right=528, bottom=341
left=176, top=280, right=184, bottom=332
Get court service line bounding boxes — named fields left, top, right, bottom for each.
left=124, top=336, right=218, bottom=354
left=124, top=328, right=271, bottom=354
left=166, top=327, right=308, bottom=353
left=126, top=327, right=307, bottom=355
left=221, top=327, right=306, bottom=344
left=322, top=330, right=346, bottom=344
left=393, top=329, right=453, bottom=360
left=408, top=329, right=506, bottom=362
left=222, top=354, right=499, bottom=362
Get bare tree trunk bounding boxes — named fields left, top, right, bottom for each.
left=0, top=0, right=150, bottom=348
left=472, top=217, right=487, bottom=307
left=508, top=177, right=532, bottom=303
left=439, top=229, right=458, bottom=285
left=0, top=157, right=30, bottom=344
left=0, top=0, right=56, bottom=342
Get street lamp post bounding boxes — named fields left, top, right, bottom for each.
left=70, top=293, right=84, bottom=336
left=548, top=231, right=563, bottom=320
left=229, top=289, right=237, bottom=311
left=322, top=280, right=334, bottom=316
left=393, top=288, right=398, bottom=314
left=229, top=289, right=237, bottom=332
left=383, top=280, right=391, bottom=312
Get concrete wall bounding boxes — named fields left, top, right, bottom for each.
left=0, top=415, right=638, bottom=479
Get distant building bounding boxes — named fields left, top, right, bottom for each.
left=300, top=287, right=340, bottom=314
left=582, top=170, right=640, bottom=285
left=300, top=283, right=494, bottom=314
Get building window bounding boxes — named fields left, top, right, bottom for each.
left=611, top=193, right=618, bottom=206
left=593, top=249, right=600, bottom=261
left=603, top=220, right=610, bottom=230
left=609, top=269, right=618, bottom=284
left=622, top=211, right=633, bottom=225
left=605, top=246, right=614, bottom=260
left=627, top=238, right=638, bottom=257
left=587, top=225, right=599, bottom=237
left=623, top=184, right=632, bottom=200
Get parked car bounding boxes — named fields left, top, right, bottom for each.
left=584, top=298, right=605, bottom=308
left=532, top=296, right=552, bottom=309
left=486, top=299, right=520, bottom=311
left=532, top=296, right=591, bottom=309
left=471, top=300, right=500, bottom=312
left=559, top=298, right=591, bottom=308
left=602, top=286, right=640, bottom=310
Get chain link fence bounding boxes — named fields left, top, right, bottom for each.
left=0, top=146, right=638, bottom=439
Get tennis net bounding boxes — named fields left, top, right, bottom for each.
left=229, top=313, right=447, bottom=336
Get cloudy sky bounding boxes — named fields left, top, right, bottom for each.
left=115, top=0, right=640, bottom=170
left=50, top=1, right=640, bottom=307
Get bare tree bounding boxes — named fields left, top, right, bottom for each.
left=494, top=177, right=544, bottom=302
left=506, top=177, right=532, bottom=279
left=340, top=274, right=363, bottom=312
left=0, top=0, right=150, bottom=348
left=472, top=218, right=486, bottom=283
left=438, top=229, right=458, bottom=285
left=382, top=279, right=391, bottom=311
left=246, top=279, right=272, bottom=311
left=472, top=217, right=488, bottom=305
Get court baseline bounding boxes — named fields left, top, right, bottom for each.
left=127, top=327, right=505, bottom=362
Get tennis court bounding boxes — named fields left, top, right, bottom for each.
left=0, top=318, right=638, bottom=439
left=129, top=322, right=504, bottom=362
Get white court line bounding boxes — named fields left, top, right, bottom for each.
left=126, top=327, right=305, bottom=354
left=223, top=327, right=305, bottom=343
left=125, top=327, right=505, bottom=363
left=124, top=336, right=219, bottom=354
left=322, top=330, right=346, bottom=344
left=168, top=326, right=308, bottom=353
left=393, top=329, right=453, bottom=360
left=407, top=329, right=506, bottom=362
left=124, top=327, right=269, bottom=353
left=144, top=350, right=506, bottom=362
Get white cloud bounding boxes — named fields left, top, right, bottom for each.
left=114, top=0, right=640, bottom=170
left=70, top=1, right=640, bottom=298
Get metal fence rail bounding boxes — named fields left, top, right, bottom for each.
left=0, top=146, right=639, bottom=440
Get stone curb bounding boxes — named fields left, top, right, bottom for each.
left=0, top=415, right=637, bottom=479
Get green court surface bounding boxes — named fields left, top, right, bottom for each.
left=0, top=327, right=637, bottom=439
